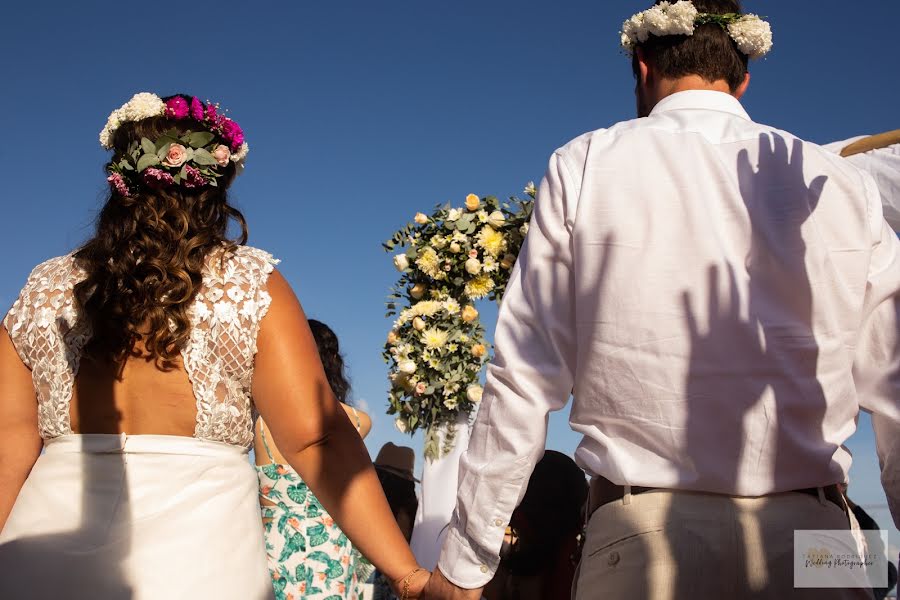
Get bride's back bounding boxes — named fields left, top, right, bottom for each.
left=3, top=96, right=270, bottom=447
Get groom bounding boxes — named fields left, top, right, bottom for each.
left=424, top=1, right=900, bottom=598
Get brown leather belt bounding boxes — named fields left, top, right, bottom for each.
left=588, top=476, right=845, bottom=519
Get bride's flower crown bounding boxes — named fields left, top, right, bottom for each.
left=621, top=1, right=773, bottom=60
left=99, top=92, right=250, bottom=197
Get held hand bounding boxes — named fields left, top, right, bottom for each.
left=393, top=567, right=431, bottom=600
left=421, top=568, right=484, bottom=600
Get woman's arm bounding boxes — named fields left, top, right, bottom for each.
left=252, top=271, right=427, bottom=595
left=0, top=327, right=41, bottom=532
left=341, top=404, right=372, bottom=439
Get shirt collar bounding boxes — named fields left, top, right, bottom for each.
left=649, top=90, right=751, bottom=121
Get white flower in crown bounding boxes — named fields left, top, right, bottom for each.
left=99, top=92, right=166, bottom=148
left=620, top=1, right=771, bottom=59
left=395, top=417, right=410, bottom=434
left=231, top=142, right=250, bottom=163
left=727, top=15, right=773, bottom=59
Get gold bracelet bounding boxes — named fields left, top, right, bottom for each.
left=400, top=567, right=423, bottom=600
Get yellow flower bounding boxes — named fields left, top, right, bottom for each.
left=410, top=283, right=427, bottom=299
left=465, top=276, right=495, bottom=300
left=465, top=194, right=480, bottom=211
left=461, top=305, right=479, bottom=323
left=476, top=226, right=506, bottom=257
left=471, top=344, right=487, bottom=358
left=415, top=248, right=445, bottom=280
left=422, top=328, right=449, bottom=350
left=387, top=330, right=399, bottom=345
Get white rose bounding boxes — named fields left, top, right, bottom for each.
left=449, top=242, right=462, bottom=253
left=412, top=317, right=426, bottom=331
left=466, top=385, right=484, bottom=403
left=447, top=208, right=462, bottom=221
left=465, top=258, right=481, bottom=275
left=394, top=254, right=410, bottom=271
left=399, top=360, right=417, bottom=375
left=487, top=211, right=505, bottom=228
left=414, top=212, right=429, bottom=224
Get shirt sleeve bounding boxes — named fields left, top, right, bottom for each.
left=853, top=175, right=900, bottom=530
left=436, top=151, right=579, bottom=588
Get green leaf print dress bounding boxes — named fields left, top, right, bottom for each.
left=257, top=424, right=373, bottom=600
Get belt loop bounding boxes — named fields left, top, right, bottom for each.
left=817, top=487, right=827, bottom=506
left=623, top=484, right=633, bottom=506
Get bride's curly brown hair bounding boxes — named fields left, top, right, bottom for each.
left=74, top=107, right=248, bottom=367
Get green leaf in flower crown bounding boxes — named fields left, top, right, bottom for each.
left=192, top=147, right=218, bottom=166
left=136, top=153, right=160, bottom=172
left=173, top=173, right=182, bottom=184
left=140, top=137, right=156, bottom=155
left=189, top=131, right=215, bottom=148
left=156, top=142, right=172, bottom=161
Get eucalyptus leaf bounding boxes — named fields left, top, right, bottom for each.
left=140, top=137, right=156, bottom=155
left=136, top=153, right=160, bottom=172
left=156, top=142, right=172, bottom=161
left=192, top=147, right=218, bottom=166
left=189, top=131, right=215, bottom=148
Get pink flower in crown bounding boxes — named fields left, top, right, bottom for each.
left=221, top=119, right=245, bottom=150
left=143, top=167, right=175, bottom=189
left=165, top=96, right=189, bottom=119
left=107, top=173, right=131, bottom=197
left=182, top=164, right=208, bottom=189
left=190, top=97, right=205, bottom=121
left=162, top=144, right=188, bottom=168
left=212, top=144, right=231, bottom=166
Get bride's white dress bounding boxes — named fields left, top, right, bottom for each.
left=0, top=246, right=279, bottom=600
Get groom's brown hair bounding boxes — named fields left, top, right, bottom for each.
left=631, top=0, right=749, bottom=92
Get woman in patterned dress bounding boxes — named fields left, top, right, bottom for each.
left=255, top=320, right=374, bottom=599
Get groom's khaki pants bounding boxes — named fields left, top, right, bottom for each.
left=572, top=488, right=873, bottom=600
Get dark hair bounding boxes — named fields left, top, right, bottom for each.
left=308, top=319, right=351, bottom=404
left=74, top=97, right=247, bottom=367
left=503, top=450, right=588, bottom=575
left=631, top=0, right=749, bottom=92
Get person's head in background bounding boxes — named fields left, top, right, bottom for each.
left=372, top=442, right=419, bottom=543
left=485, top=450, right=588, bottom=600
left=308, top=319, right=351, bottom=404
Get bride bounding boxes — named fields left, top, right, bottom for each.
left=0, top=92, right=429, bottom=599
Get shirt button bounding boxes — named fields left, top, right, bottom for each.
left=480, top=564, right=488, bottom=574
left=494, top=519, right=503, bottom=527
left=608, top=551, right=620, bottom=566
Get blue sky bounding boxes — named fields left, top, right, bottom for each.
left=1, top=0, right=897, bottom=546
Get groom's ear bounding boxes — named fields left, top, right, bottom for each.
left=733, top=72, right=751, bottom=100
left=635, top=47, right=652, bottom=87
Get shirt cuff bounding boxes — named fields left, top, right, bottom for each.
left=437, top=523, right=502, bottom=589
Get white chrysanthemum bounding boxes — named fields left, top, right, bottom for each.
left=523, top=181, right=536, bottom=196
left=443, top=298, right=461, bottom=315
left=99, top=92, right=166, bottom=149
left=422, top=328, right=449, bottom=350
left=728, top=15, right=773, bottom=59
left=412, top=300, right=442, bottom=317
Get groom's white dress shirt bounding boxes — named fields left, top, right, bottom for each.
left=438, top=90, right=900, bottom=588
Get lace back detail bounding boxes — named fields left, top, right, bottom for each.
left=3, top=246, right=278, bottom=447
left=185, top=246, right=278, bottom=446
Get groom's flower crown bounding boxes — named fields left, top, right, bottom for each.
left=99, top=92, right=249, bottom=197
left=621, top=1, right=773, bottom=60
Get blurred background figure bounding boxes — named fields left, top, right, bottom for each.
left=483, top=451, right=588, bottom=600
